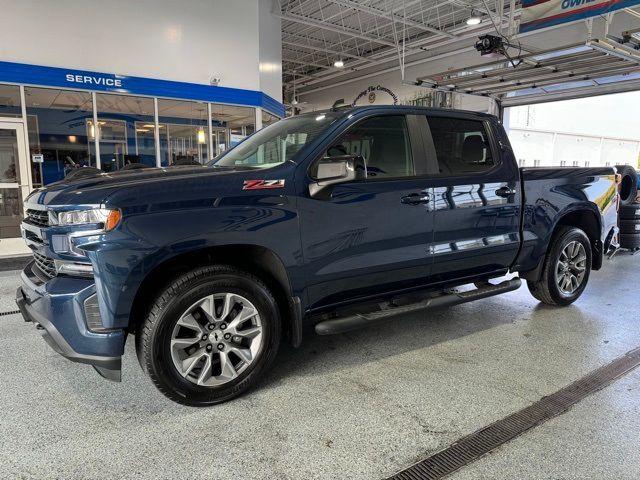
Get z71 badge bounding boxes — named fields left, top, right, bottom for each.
left=242, top=180, right=285, bottom=190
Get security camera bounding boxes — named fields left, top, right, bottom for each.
left=475, top=34, right=504, bottom=56
left=209, top=76, right=221, bottom=86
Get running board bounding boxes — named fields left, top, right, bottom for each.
left=314, top=278, right=522, bottom=336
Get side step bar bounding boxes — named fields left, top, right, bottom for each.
left=314, top=278, right=522, bottom=336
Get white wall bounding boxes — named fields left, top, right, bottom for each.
left=508, top=127, right=640, bottom=168
left=296, top=48, right=498, bottom=113
left=0, top=0, right=282, bottom=100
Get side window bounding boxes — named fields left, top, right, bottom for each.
left=325, top=115, right=414, bottom=179
left=427, top=117, right=495, bottom=175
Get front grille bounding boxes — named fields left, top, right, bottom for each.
left=33, top=252, right=56, bottom=279
left=26, top=209, right=49, bottom=228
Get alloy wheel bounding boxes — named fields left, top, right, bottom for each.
left=555, top=241, right=587, bottom=295
left=170, top=293, right=263, bottom=386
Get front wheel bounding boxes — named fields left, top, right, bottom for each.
left=138, top=265, right=281, bottom=406
left=527, top=226, right=592, bottom=306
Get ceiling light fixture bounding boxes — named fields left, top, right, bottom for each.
left=334, top=59, right=345, bottom=68
left=197, top=127, right=206, bottom=144
left=466, top=12, right=481, bottom=25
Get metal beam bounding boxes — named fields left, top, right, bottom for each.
left=282, top=54, right=335, bottom=70
left=275, top=11, right=399, bottom=48
left=281, top=39, right=372, bottom=62
left=328, top=0, right=457, bottom=38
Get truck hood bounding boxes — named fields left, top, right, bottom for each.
left=26, top=165, right=257, bottom=207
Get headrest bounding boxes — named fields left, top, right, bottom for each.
left=462, top=135, right=485, bottom=163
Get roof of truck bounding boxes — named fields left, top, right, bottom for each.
left=296, top=104, right=497, bottom=120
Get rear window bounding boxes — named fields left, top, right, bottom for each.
left=427, top=117, right=495, bottom=175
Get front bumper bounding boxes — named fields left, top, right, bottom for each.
left=16, top=261, right=125, bottom=381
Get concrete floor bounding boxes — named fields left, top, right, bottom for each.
left=0, top=255, right=639, bottom=479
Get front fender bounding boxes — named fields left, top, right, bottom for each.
left=75, top=199, right=301, bottom=329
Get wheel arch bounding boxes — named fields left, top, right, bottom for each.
left=554, top=207, right=602, bottom=270
left=521, top=204, right=603, bottom=281
left=127, top=244, right=301, bottom=346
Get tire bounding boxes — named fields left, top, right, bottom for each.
left=616, top=165, right=639, bottom=206
left=138, top=265, right=281, bottom=406
left=619, top=204, right=640, bottom=221
left=620, top=233, right=640, bottom=250
left=527, top=226, right=592, bottom=306
left=619, top=220, right=640, bottom=234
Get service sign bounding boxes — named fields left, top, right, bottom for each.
left=520, top=0, right=640, bottom=33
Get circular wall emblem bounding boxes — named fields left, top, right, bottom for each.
left=352, top=85, right=398, bottom=106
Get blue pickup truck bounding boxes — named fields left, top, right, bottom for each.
left=16, top=106, right=619, bottom=405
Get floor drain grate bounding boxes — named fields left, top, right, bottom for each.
left=0, top=310, right=21, bottom=317
left=389, top=346, right=640, bottom=480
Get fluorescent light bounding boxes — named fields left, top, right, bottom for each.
left=334, top=59, right=344, bottom=68
left=466, top=15, right=481, bottom=25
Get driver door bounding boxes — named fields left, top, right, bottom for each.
left=298, top=114, right=435, bottom=309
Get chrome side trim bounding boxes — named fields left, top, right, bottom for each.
left=430, top=233, right=520, bottom=255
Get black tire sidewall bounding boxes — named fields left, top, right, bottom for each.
left=619, top=204, right=640, bottom=220
left=544, top=228, right=592, bottom=306
left=145, top=267, right=281, bottom=406
left=616, top=165, right=639, bottom=205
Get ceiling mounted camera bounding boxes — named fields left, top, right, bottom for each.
left=475, top=34, right=505, bottom=57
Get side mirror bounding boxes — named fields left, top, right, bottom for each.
left=309, top=155, right=365, bottom=198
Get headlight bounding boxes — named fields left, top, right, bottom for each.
left=56, top=208, right=121, bottom=231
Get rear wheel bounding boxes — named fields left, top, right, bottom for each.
left=138, top=265, right=281, bottom=406
left=527, top=227, right=592, bottom=306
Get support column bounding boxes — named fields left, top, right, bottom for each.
left=154, top=98, right=161, bottom=167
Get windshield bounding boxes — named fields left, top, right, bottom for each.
left=210, top=112, right=341, bottom=168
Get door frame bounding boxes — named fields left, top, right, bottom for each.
left=211, top=127, right=229, bottom=157
left=0, top=120, right=30, bottom=202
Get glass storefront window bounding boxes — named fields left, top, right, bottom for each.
left=211, top=104, right=256, bottom=157
left=261, top=110, right=279, bottom=129
left=0, top=84, right=22, bottom=118
left=157, top=99, right=208, bottom=166
left=95, top=93, right=156, bottom=171
left=25, top=87, right=94, bottom=186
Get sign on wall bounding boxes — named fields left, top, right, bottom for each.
left=520, top=0, right=640, bottom=33
left=352, top=85, right=398, bottom=106
left=0, top=60, right=285, bottom=117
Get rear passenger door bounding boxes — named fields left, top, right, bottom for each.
left=425, top=114, right=521, bottom=282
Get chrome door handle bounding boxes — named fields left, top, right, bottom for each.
left=401, top=193, right=430, bottom=205
left=495, top=186, right=516, bottom=198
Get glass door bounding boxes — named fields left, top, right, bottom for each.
left=0, top=122, right=29, bottom=239
left=212, top=128, right=229, bottom=158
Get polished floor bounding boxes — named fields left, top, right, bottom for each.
left=0, top=254, right=639, bottom=479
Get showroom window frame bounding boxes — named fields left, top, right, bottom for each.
left=0, top=81, right=280, bottom=173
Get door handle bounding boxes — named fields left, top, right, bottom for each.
left=495, top=186, right=516, bottom=198
left=401, top=193, right=430, bottom=205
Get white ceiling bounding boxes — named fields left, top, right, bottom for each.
left=279, top=0, right=521, bottom=95
left=279, top=1, right=640, bottom=104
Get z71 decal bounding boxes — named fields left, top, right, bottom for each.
left=243, top=180, right=286, bottom=190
